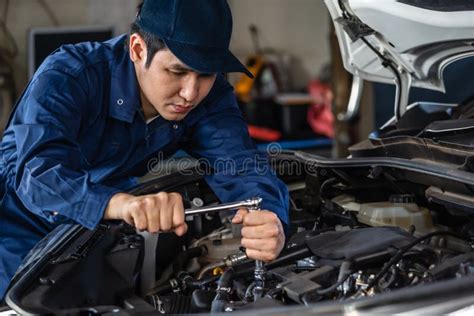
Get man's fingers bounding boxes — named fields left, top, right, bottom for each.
left=243, top=211, right=279, bottom=226
left=241, top=237, right=279, bottom=252
left=245, top=248, right=277, bottom=262
left=118, top=192, right=187, bottom=235
left=174, top=223, right=188, bottom=236
left=241, top=223, right=280, bottom=239
left=157, top=192, right=172, bottom=231
left=131, top=207, right=148, bottom=231
left=170, top=193, right=185, bottom=229
left=232, top=208, right=248, bottom=224
left=145, top=198, right=160, bottom=233
left=239, top=210, right=285, bottom=262
left=123, top=212, right=135, bottom=227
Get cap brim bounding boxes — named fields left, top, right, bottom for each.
left=164, top=39, right=254, bottom=79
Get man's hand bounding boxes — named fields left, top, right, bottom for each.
left=232, top=209, right=285, bottom=262
left=104, top=192, right=188, bottom=236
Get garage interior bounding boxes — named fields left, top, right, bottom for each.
left=1, top=1, right=472, bottom=157
left=0, top=0, right=380, bottom=159
left=1, top=1, right=474, bottom=315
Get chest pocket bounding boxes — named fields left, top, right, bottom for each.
left=80, top=139, right=123, bottom=168
left=78, top=119, right=132, bottom=169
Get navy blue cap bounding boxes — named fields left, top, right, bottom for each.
left=136, top=0, right=253, bottom=78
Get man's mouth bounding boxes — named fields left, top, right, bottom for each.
left=170, top=104, right=193, bottom=114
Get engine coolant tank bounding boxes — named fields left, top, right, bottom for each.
left=358, top=195, right=434, bottom=235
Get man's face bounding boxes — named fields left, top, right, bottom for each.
left=130, top=34, right=217, bottom=121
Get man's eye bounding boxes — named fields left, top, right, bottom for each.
left=170, top=70, right=186, bottom=76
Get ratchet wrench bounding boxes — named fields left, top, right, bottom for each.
left=184, top=197, right=266, bottom=299
left=184, top=197, right=263, bottom=216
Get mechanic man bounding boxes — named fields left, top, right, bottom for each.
left=0, top=0, right=289, bottom=299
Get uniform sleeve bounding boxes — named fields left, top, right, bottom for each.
left=10, top=70, right=121, bottom=229
left=184, top=87, right=289, bottom=228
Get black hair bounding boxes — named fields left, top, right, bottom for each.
left=128, top=1, right=166, bottom=68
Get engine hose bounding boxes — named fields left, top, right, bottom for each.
left=234, top=246, right=311, bottom=278
left=147, top=274, right=220, bottom=296
left=211, top=268, right=235, bottom=313
left=173, top=246, right=207, bottom=273
left=198, top=252, right=249, bottom=279
left=154, top=246, right=207, bottom=288
left=185, top=275, right=220, bottom=289
left=198, top=261, right=226, bottom=280
left=365, top=231, right=463, bottom=293
left=320, top=177, right=340, bottom=199
left=300, top=261, right=352, bottom=304
left=316, top=262, right=351, bottom=296
left=244, top=282, right=255, bottom=301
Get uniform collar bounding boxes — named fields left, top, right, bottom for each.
left=109, top=38, right=141, bottom=123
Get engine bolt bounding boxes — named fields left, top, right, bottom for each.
left=192, top=198, right=204, bottom=208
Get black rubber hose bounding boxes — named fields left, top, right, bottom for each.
left=233, top=245, right=311, bottom=278
left=320, top=177, right=340, bottom=199
left=173, top=246, right=206, bottom=273
left=365, top=231, right=463, bottom=292
left=147, top=274, right=220, bottom=296
left=153, top=246, right=207, bottom=289
left=211, top=268, right=235, bottom=313
left=315, top=272, right=350, bottom=295
left=185, top=275, right=220, bottom=289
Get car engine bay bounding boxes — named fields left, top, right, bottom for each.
left=9, top=154, right=474, bottom=315
left=135, top=170, right=474, bottom=314
left=6, top=102, right=474, bottom=315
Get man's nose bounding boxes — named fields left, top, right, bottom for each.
left=179, top=74, right=199, bottom=103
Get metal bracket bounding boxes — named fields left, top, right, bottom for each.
left=393, top=68, right=412, bottom=121
left=338, top=75, right=363, bottom=122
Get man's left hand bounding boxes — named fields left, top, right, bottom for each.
left=232, top=209, right=285, bottom=262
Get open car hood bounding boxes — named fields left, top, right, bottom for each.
left=324, top=0, right=474, bottom=93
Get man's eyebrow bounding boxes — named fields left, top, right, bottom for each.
left=168, top=63, right=194, bottom=72
left=168, top=63, right=214, bottom=76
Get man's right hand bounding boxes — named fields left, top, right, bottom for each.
left=104, top=192, right=187, bottom=236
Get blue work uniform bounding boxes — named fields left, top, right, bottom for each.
left=0, top=35, right=289, bottom=298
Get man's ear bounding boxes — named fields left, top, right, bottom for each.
left=129, top=33, right=147, bottom=64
